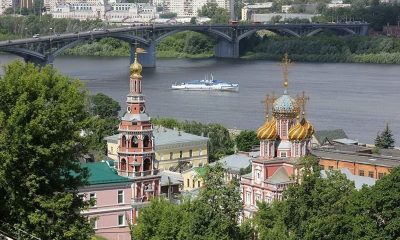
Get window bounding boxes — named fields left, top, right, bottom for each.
left=320, top=165, right=325, bottom=170
left=192, top=179, right=195, bottom=188
left=199, top=149, right=202, bottom=156
left=256, top=170, right=261, bottom=181
left=89, top=193, right=96, bottom=206
left=359, top=170, right=365, bottom=176
left=378, top=172, right=384, bottom=179
left=160, top=154, right=164, bottom=160
left=246, top=192, right=251, bottom=205
left=368, top=171, right=374, bottom=178
left=187, top=179, right=189, bottom=187
left=280, top=152, right=287, bottom=158
left=78, top=193, right=84, bottom=200
left=180, top=151, right=183, bottom=159
left=170, top=152, right=173, bottom=160
left=118, top=190, right=124, bottom=204
left=256, top=194, right=261, bottom=202
left=131, top=136, right=138, bottom=148
left=197, top=181, right=201, bottom=188
left=118, top=214, right=125, bottom=226
left=90, top=218, right=97, bottom=229
left=328, top=166, right=334, bottom=170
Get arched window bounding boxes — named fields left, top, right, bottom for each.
left=143, top=158, right=151, bottom=172
left=121, top=158, right=127, bottom=171
left=131, top=136, right=138, bottom=148
left=143, top=135, right=150, bottom=148
left=121, top=135, right=126, bottom=148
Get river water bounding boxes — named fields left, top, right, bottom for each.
left=1, top=54, right=399, bottom=145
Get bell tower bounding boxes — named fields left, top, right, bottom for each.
left=117, top=46, right=161, bottom=223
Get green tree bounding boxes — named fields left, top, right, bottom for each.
left=89, top=93, right=121, bottom=118
left=0, top=61, right=94, bottom=239
left=255, top=155, right=359, bottom=239
left=198, top=2, right=229, bottom=24
left=235, top=130, right=259, bottom=152
left=132, top=163, right=245, bottom=240
left=375, top=123, right=395, bottom=149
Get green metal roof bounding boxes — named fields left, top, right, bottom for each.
left=82, top=162, right=132, bottom=185
left=193, top=166, right=208, bottom=177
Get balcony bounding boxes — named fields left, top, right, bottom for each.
left=118, top=169, right=159, bottom=178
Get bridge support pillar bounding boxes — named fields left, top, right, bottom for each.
left=130, top=42, right=156, bottom=68
left=214, top=39, right=239, bottom=58
left=24, top=55, right=54, bottom=66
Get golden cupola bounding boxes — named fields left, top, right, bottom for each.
left=130, top=47, right=146, bottom=78
left=257, top=117, right=278, bottom=140
left=288, top=117, right=314, bottom=141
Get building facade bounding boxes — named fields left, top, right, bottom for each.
left=116, top=48, right=161, bottom=223
left=240, top=54, right=315, bottom=218
left=105, top=127, right=209, bottom=172
left=80, top=162, right=133, bottom=240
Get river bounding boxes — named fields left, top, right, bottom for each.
left=1, top=54, right=399, bottom=145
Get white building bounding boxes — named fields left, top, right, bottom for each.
left=241, top=2, right=273, bottom=21
left=49, top=2, right=158, bottom=23
left=0, top=0, right=17, bottom=14
left=158, top=0, right=232, bottom=17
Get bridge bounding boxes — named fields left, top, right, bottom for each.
left=0, top=23, right=368, bottom=67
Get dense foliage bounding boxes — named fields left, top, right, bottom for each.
left=254, top=156, right=400, bottom=240
left=198, top=2, right=230, bottom=24
left=132, top=163, right=247, bottom=240
left=0, top=14, right=106, bottom=40
left=235, top=130, right=259, bottom=152
left=0, top=61, right=94, bottom=239
left=242, top=35, right=400, bottom=64
left=375, top=123, right=395, bottom=149
left=152, top=117, right=234, bottom=161
left=86, top=93, right=121, bottom=156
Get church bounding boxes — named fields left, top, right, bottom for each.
left=240, top=54, right=314, bottom=218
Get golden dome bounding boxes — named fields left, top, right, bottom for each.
left=303, top=120, right=315, bottom=138
left=130, top=53, right=142, bottom=78
left=289, top=118, right=309, bottom=141
left=257, top=117, right=278, bottom=140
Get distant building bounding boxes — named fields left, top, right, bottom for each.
left=105, top=127, right=209, bottom=172
left=182, top=166, right=207, bottom=191
left=321, top=168, right=376, bottom=190
left=159, top=170, right=183, bottom=199
left=157, top=0, right=232, bottom=17
left=241, top=2, right=273, bottom=21
left=251, top=13, right=318, bottom=23
left=79, top=162, right=133, bottom=240
left=312, top=146, right=400, bottom=179
left=0, top=0, right=32, bottom=14
left=312, top=128, right=348, bottom=146
left=211, top=153, right=252, bottom=183
left=49, top=2, right=157, bottom=23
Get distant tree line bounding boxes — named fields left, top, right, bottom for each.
left=241, top=34, right=400, bottom=64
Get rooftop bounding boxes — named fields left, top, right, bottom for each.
left=313, top=129, right=348, bottom=145
left=266, top=166, right=292, bottom=184
left=312, top=148, right=400, bottom=168
left=158, top=170, right=183, bottom=186
left=153, top=127, right=209, bottom=146
left=81, top=162, right=132, bottom=185
left=321, top=168, right=376, bottom=190
left=210, top=154, right=251, bottom=172
left=104, top=127, right=209, bottom=146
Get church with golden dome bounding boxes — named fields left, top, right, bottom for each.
left=241, top=54, right=315, bottom=219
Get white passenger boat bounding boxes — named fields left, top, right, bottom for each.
left=171, top=75, right=239, bottom=91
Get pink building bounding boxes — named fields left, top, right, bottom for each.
left=240, top=54, right=315, bottom=218
left=79, top=161, right=133, bottom=240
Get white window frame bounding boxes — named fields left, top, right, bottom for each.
left=89, top=192, right=96, bottom=206
left=117, top=190, right=124, bottom=204
left=118, top=214, right=125, bottom=226
left=280, top=152, right=287, bottom=158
